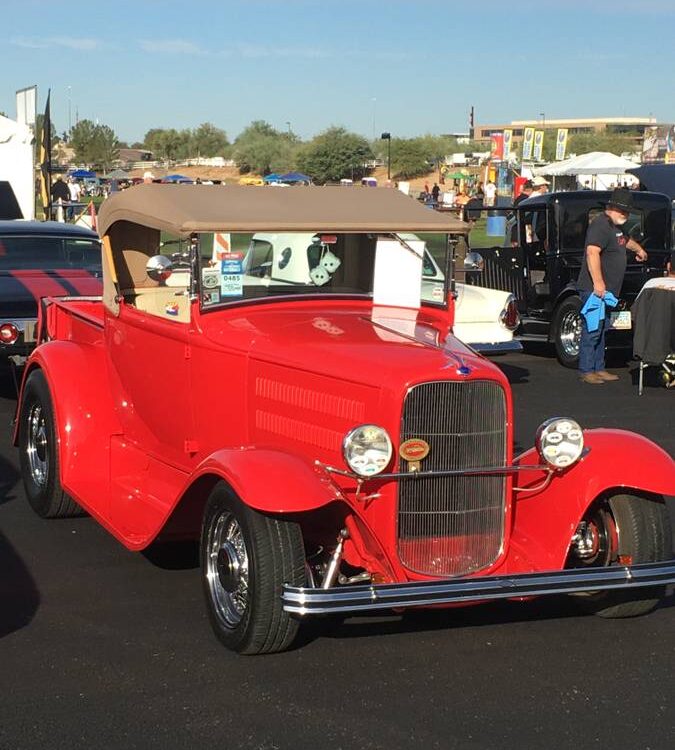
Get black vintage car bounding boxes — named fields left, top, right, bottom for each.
left=467, top=190, right=672, bottom=367
left=0, top=221, right=102, bottom=366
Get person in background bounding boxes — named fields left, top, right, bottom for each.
left=577, top=188, right=647, bottom=384
left=510, top=179, right=533, bottom=245
left=431, top=183, right=440, bottom=204
left=67, top=177, right=82, bottom=220
left=640, top=250, right=675, bottom=292
left=50, top=175, right=70, bottom=220
left=484, top=180, right=497, bottom=207
left=531, top=176, right=550, bottom=195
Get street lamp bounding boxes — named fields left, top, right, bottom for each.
left=540, top=112, right=546, bottom=128
left=285, top=121, right=291, bottom=136
left=381, top=132, right=391, bottom=181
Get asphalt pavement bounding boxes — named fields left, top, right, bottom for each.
left=0, top=348, right=673, bottom=750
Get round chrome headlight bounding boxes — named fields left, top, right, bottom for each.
left=342, top=425, right=393, bottom=477
left=536, top=417, right=584, bottom=470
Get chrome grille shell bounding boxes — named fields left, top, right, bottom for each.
left=397, top=380, right=508, bottom=577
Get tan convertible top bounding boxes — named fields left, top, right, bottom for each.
left=97, top=183, right=468, bottom=237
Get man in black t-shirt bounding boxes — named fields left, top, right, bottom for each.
left=577, top=188, right=647, bottom=384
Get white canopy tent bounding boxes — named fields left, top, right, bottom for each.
left=0, top=114, right=34, bottom=220
left=533, top=151, right=639, bottom=190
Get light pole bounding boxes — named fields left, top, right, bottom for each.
left=371, top=98, right=377, bottom=141
left=67, top=85, right=72, bottom=138
left=540, top=112, right=545, bottom=128
left=381, top=132, right=391, bottom=181
left=285, top=121, right=291, bottom=136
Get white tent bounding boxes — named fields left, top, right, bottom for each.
left=533, top=151, right=639, bottom=176
left=0, top=114, right=34, bottom=220
left=533, top=151, right=639, bottom=190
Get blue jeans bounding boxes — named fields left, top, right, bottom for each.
left=578, top=290, right=611, bottom=373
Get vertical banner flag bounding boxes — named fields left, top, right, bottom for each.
left=533, top=130, right=544, bottom=161
left=503, top=129, right=513, bottom=159
left=39, top=90, right=52, bottom=219
left=522, top=127, right=535, bottom=160
left=490, top=133, right=504, bottom=160
left=555, top=128, right=568, bottom=161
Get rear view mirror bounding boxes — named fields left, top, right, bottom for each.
left=146, top=255, right=173, bottom=282
left=464, top=251, right=484, bottom=270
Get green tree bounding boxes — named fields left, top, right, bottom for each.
left=233, top=120, right=295, bottom=174
left=70, top=119, right=98, bottom=163
left=567, top=131, right=633, bottom=157
left=388, top=137, right=430, bottom=179
left=92, top=124, right=119, bottom=171
left=296, top=126, right=373, bottom=183
left=190, top=122, right=229, bottom=157
left=70, top=119, right=120, bottom=169
left=143, top=128, right=190, bottom=161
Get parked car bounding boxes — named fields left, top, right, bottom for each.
left=244, top=232, right=520, bottom=353
left=15, top=185, right=675, bottom=654
left=0, top=221, right=102, bottom=366
left=468, top=190, right=672, bottom=366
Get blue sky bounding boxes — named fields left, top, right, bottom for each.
left=2, top=0, right=675, bottom=143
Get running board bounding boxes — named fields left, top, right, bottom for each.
left=282, top=560, right=675, bottom=615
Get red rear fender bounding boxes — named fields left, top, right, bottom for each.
left=16, top=341, right=119, bottom=490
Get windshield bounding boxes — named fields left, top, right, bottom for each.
left=198, top=231, right=449, bottom=311
left=0, top=235, right=102, bottom=273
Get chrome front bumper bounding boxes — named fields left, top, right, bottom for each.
left=470, top=340, right=523, bottom=354
left=282, top=560, right=675, bottom=615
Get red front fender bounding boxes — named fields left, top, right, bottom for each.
left=191, top=448, right=341, bottom=513
left=508, top=429, right=674, bottom=570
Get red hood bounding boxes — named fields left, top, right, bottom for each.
left=199, top=302, right=505, bottom=391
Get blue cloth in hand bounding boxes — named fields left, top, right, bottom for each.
left=580, top=291, right=618, bottom=332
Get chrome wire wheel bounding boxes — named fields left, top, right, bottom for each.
left=26, top=403, right=49, bottom=489
left=559, top=309, right=582, bottom=358
left=205, top=510, right=250, bottom=629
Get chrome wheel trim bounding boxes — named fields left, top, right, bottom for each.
left=205, top=511, right=250, bottom=629
left=559, top=310, right=582, bottom=358
left=26, top=403, right=49, bottom=488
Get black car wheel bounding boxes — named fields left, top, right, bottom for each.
left=567, top=493, right=672, bottom=618
left=201, top=482, right=305, bottom=654
left=552, top=296, right=582, bottom=368
left=18, top=369, right=82, bottom=518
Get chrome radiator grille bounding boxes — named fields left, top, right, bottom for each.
left=397, top=381, right=507, bottom=577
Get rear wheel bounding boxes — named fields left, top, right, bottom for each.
left=18, top=369, right=82, bottom=518
left=200, top=482, right=306, bottom=654
left=567, top=493, right=672, bottom=617
left=552, top=296, right=582, bottom=368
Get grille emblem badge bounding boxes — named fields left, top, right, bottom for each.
left=399, top=438, right=430, bottom=472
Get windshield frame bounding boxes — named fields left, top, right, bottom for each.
left=195, top=231, right=453, bottom=314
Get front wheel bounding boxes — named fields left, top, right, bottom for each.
left=567, top=493, right=672, bottom=618
left=552, top=296, right=582, bottom=368
left=200, top=482, right=306, bottom=654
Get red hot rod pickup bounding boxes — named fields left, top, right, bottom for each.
left=15, top=185, right=675, bottom=654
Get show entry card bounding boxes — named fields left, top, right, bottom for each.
left=220, top=252, right=244, bottom=297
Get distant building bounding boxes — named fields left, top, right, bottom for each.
left=472, top=117, right=658, bottom=148
left=118, top=148, right=153, bottom=167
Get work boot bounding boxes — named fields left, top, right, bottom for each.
left=579, top=372, right=605, bottom=384
left=595, top=370, right=619, bottom=381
